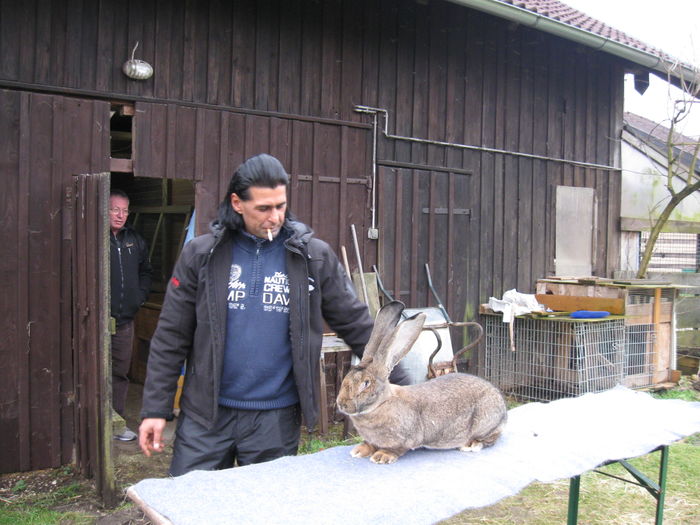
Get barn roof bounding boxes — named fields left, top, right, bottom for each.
left=504, top=0, right=669, bottom=57
left=449, top=0, right=698, bottom=88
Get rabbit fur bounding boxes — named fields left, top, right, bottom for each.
left=336, top=301, right=507, bottom=464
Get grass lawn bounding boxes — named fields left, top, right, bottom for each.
left=444, top=441, right=700, bottom=524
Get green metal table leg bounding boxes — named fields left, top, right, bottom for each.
left=567, top=475, right=581, bottom=525
left=615, top=446, right=669, bottom=525
left=655, top=445, right=669, bottom=525
left=568, top=445, right=670, bottom=525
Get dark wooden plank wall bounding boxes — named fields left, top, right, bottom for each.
left=134, top=102, right=373, bottom=261
left=378, top=166, right=472, bottom=319
left=0, top=0, right=624, bottom=132
left=0, top=3, right=625, bottom=304
left=2, top=0, right=396, bottom=121
left=0, top=88, right=110, bottom=474
left=372, top=10, right=623, bottom=323
left=0, top=0, right=626, bottom=471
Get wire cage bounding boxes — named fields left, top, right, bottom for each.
left=640, top=231, right=699, bottom=273
left=482, top=316, right=656, bottom=402
left=625, top=323, right=657, bottom=386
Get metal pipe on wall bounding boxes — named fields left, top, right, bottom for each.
left=355, top=106, right=380, bottom=240
left=354, top=104, right=618, bottom=171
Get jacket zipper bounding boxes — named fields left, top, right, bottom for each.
left=283, top=240, right=307, bottom=358
left=115, top=233, right=125, bottom=316
left=251, top=243, right=262, bottom=296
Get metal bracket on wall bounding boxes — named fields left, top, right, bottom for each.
left=422, top=207, right=471, bottom=217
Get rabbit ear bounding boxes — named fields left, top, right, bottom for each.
left=373, top=312, right=427, bottom=377
left=359, top=300, right=405, bottom=366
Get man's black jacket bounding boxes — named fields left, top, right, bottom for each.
left=110, top=224, right=152, bottom=325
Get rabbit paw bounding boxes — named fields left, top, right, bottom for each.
left=459, top=441, right=484, bottom=452
left=350, top=442, right=376, bottom=458
left=370, top=449, right=399, bottom=464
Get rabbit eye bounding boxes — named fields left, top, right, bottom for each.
left=361, top=379, right=370, bottom=391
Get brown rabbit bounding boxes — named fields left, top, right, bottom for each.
left=336, top=301, right=507, bottom=464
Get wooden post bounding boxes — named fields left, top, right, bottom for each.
left=652, top=287, right=667, bottom=383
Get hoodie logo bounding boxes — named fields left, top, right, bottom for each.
left=227, top=264, right=247, bottom=308
left=263, top=272, right=290, bottom=313
left=229, top=264, right=242, bottom=286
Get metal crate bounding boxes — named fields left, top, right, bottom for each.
left=482, top=316, right=655, bottom=402
left=624, top=323, right=657, bottom=388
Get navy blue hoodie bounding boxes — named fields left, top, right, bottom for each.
left=218, top=229, right=299, bottom=410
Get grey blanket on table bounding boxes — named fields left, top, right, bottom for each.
left=128, top=386, right=700, bottom=525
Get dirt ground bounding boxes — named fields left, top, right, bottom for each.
left=0, top=384, right=176, bottom=524
left=0, top=437, right=173, bottom=524
left=0, top=420, right=346, bottom=525
left=0, top=383, right=346, bottom=524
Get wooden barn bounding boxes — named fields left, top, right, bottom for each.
left=1, top=0, right=694, bottom=500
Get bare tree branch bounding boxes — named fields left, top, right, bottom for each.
left=636, top=65, right=700, bottom=278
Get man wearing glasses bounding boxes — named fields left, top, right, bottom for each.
left=109, top=189, right=152, bottom=441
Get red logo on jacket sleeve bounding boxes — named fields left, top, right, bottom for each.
left=171, top=277, right=180, bottom=288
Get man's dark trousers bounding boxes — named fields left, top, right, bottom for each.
left=112, top=320, right=135, bottom=417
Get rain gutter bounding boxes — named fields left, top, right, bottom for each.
left=448, top=0, right=698, bottom=86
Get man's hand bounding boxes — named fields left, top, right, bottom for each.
left=139, top=418, right=167, bottom=457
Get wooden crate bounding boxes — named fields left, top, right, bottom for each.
left=536, top=278, right=679, bottom=386
left=129, top=302, right=162, bottom=384
left=321, top=336, right=353, bottom=425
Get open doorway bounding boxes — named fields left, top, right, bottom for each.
left=109, top=104, right=196, bottom=436
left=109, top=173, right=195, bottom=433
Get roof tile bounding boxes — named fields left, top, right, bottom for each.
left=624, top=112, right=699, bottom=171
left=500, top=0, right=674, bottom=61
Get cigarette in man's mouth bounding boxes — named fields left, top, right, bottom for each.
left=267, top=228, right=273, bottom=242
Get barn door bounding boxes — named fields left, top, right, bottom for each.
left=70, top=173, right=117, bottom=505
left=377, top=165, right=472, bottom=321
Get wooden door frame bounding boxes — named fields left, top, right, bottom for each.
left=70, top=173, right=117, bottom=505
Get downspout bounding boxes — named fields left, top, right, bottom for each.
left=448, top=0, right=698, bottom=86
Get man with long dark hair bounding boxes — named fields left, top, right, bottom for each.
left=138, top=153, right=398, bottom=475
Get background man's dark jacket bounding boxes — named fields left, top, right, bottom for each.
left=110, top=225, right=152, bottom=325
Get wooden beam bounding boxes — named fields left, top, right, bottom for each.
left=110, top=157, right=133, bottom=172
left=535, top=294, right=625, bottom=314
left=620, top=217, right=700, bottom=234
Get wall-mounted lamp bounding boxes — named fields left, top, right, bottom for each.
left=122, top=42, right=153, bottom=80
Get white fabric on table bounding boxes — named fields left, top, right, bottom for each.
left=128, top=386, right=700, bottom=525
left=487, top=289, right=545, bottom=322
